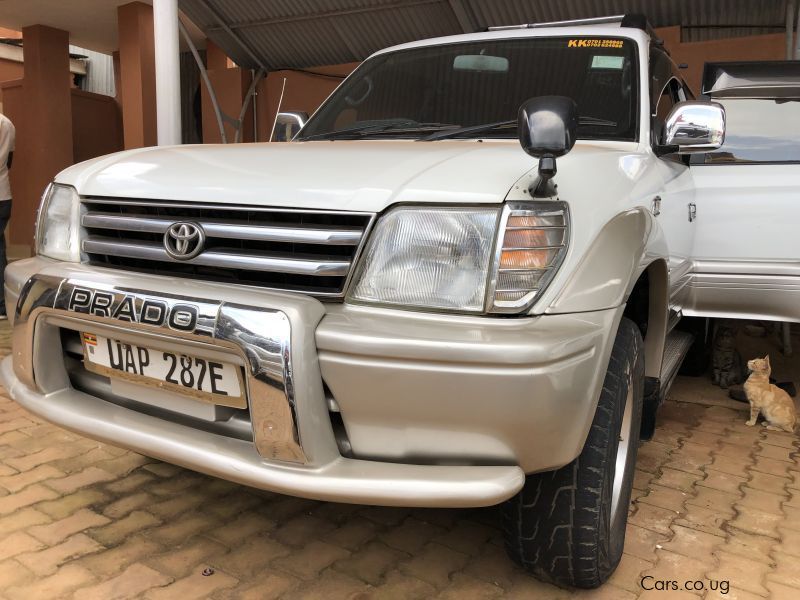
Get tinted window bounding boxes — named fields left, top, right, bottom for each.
left=299, top=37, right=638, bottom=141
left=704, top=98, right=800, bottom=163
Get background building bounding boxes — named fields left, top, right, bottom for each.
left=0, top=0, right=798, bottom=258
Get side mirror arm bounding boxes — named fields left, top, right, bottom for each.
left=653, top=144, right=679, bottom=157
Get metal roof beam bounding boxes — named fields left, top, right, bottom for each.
left=205, top=0, right=441, bottom=32
left=192, top=0, right=272, bottom=71
left=447, top=0, right=474, bottom=33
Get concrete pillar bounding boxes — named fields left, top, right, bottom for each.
left=117, top=2, right=157, bottom=148
left=153, top=0, right=181, bottom=145
left=10, top=25, right=73, bottom=248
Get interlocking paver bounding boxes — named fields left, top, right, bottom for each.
left=637, top=483, right=690, bottom=513
left=16, top=533, right=104, bottom=576
left=659, top=525, right=721, bottom=562
left=0, top=531, right=45, bottom=561
left=72, top=562, right=172, bottom=599
left=0, top=483, right=58, bottom=515
left=28, top=508, right=110, bottom=545
left=0, top=464, right=64, bottom=493
left=708, top=550, right=771, bottom=596
left=435, top=572, right=505, bottom=598
left=730, top=505, right=784, bottom=538
left=767, top=550, right=800, bottom=588
left=0, top=559, right=36, bottom=590
left=641, top=549, right=714, bottom=595
left=334, top=539, right=408, bottom=585
left=686, top=485, right=741, bottom=513
left=652, top=467, right=701, bottom=493
left=738, top=486, right=787, bottom=515
left=212, top=535, right=291, bottom=578
left=322, top=518, right=378, bottom=551
left=89, top=510, right=161, bottom=546
left=372, top=569, right=439, bottom=599
left=272, top=513, right=337, bottom=547
left=144, top=537, right=228, bottom=579
left=628, top=501, right=681, bottom=535
left=777, top=526, right=800, bottom=557
left=607, top=553, right=654, bottom=593
left=273, top=539, right=351, bottom=580
left=697, top=469, right=747, bottom=494
left=623, top=524, right=670, bottom=562
left=4, top=563, right=95, bottom=600
left=289, top=569, right=371, bottom=599
left=44, top=466, right=116, bottom=494
left=767, top=580, right=800, bottom=600
left=77, top=535, right=163, bottom=577
left=36, top=488, right=109, bottom=520
left=399, top=542, right=471, bottom=588
left=144, top=569, right=239, bottom=599
left=1, top=322, right=799, bottom=599
left=381, top=516, right=447, bottom=553
left=747, top=470, right=793, bottom=496
left=723, top=528, right=776, bottom=564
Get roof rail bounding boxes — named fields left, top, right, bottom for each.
left=488, top=14, right=625, bottom=31
left=488, top=13, right=661, bottom=42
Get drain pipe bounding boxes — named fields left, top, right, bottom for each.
left=234, top=69, right=265, bottom=143
left=178, top=18, right=228, bottom=143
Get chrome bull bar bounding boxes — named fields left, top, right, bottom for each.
left=13, top=274, right=307, bottom=463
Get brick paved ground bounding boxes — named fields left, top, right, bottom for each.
left=0, top=320, right=798, bottom=599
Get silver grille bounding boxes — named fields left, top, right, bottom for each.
left=81, top=198, right=375, bottom=297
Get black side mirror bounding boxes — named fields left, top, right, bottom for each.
left=518, top=96, right=578, bottom=196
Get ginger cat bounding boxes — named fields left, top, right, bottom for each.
left=744, top=355, right=797, bottom=433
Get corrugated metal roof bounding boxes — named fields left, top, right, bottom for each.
left=179, top=0, right=797, bottom=69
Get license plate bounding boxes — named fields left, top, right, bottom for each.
left=81, top=333, right=246, bottom=409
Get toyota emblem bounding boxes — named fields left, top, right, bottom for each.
left=164, top=222, right=205, bottom=260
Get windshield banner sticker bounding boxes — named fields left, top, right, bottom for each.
left=568, top=39, right=624, bottom=48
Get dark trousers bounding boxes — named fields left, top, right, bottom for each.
left=0, top=200, right=10, bottom=314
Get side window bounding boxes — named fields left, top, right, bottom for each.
left=703, top=98, right=800, bottom=164
left=653, top=78, right=680, bottom=142
left=649, top=49, right=682, bottom=144
left=655, top=79, right=679, bottom=122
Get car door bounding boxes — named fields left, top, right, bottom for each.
left=687, top=96, right=800, bottom=322
left=649, top=52, right=695, bottom=312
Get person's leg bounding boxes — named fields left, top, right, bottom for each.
left=0, top=200, right=11, bottom=317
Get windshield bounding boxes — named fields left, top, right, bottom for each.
left=298, top=36, right=639, bottom=142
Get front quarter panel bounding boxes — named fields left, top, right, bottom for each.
left=546, top=208, right=667, bottom=313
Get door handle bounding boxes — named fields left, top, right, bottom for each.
left=688, top=202, right=697, bottom=222
left=651, top=196, right=661, bottom=216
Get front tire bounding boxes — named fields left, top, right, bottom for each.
left=502, top=317, right=644, bottom=588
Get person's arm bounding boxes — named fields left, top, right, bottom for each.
left=7, top=151, right=12, bottom=170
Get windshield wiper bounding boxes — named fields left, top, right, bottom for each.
left=578, top=116, right=618, bottom=127
left=300, top=121, right=454, bottom=141
left=421, top=119, right=517, bottom=141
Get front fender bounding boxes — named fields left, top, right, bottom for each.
left=546, top=208, right=668, bottom=314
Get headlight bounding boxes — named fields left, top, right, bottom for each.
left=36, top=184, right=83, bottom=262
left=349, top=207, right=500, bottom=312
left=349, top=202, right=569, bottom=314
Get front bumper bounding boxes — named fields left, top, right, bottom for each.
left=2, top=257, right=622, bottom=507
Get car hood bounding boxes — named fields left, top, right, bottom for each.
left=56, top=140, right=548, bottom=212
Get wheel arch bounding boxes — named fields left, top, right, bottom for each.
left=624, top=258, right=669, bottom=380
